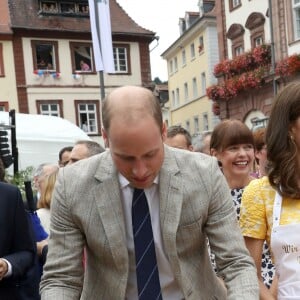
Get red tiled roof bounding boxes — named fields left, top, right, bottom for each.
left=0, top=0, right=12, bottom=34
left=7, top=0, right=154, bottom=38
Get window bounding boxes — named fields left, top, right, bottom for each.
left=203, top=113, right=209, bottom=131
left=36, top=100, right=63, bottom=117
left=39, top=1, right=89, bottom=15
left=31, top=40, right=59, bottom=72
left=229, top=0, right=241, bottom=10
left=233, top=0, right=241, bottom=6
left=254, top=36, right=263, bottom=47
left=172, top=90, right=175, bottom=107
left=293, top=0, right=300, bottom=39
left=199, top=36, right=204, bottom=53
left=245, top=12, right=266, bottom=48
left=75, top=100, right=100, bottom=134
left=192, top=77, right=198, bottom=98
left=185, top=120, right=190, bottom=133
left=0, top=102, right=8, bottom=112
left=227, top=23, right=245, bottom=58
left=60, top=2, right=76, bottom=13
left=234, top=45, right=244, bottom=56
left=176, top=88, right=180, bottom=106
left=194, top=116, right=200, bottom=133
left=184, top=82, right=189, bottom=101
left=201, top=72, right=206, bottom=96
left=0, top=44, right=4, bottom=76
left=40, top=1, right=58, bottom=13
left=182, top=49, right=186, bottom=66
left=169, top=60, right=173, bottom=74
left=113, top=44, right=130, bottom=74
left=70, top=42, right=94, bottom=73
left=174, top=57, right=178, bottom=72
left=190, top=43, right=195, bottom=59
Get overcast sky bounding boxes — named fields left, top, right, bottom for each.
left=116, top=0, right=199, bottom=81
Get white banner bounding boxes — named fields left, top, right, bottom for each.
left=88, top=0, right=115, bottom=73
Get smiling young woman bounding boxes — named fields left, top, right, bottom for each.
left=210, top=119, right=275, bottom=289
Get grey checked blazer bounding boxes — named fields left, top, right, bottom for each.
left=40, top=146, right=259, bottom=300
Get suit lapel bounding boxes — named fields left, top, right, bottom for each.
left=92, top=152, right=128, bottom=269
left=159, top=147, right=184, bottom=280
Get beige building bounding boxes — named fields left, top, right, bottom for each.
left=162, top=1, right=219, bottom=135
left=0, top=0, right=18, bottom=112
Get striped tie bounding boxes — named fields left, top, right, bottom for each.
left=132, top=188, right=162, bottom=300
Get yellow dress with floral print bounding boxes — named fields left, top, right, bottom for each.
left=240, top=176, right=300, bottom=248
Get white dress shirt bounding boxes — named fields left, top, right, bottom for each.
left=119, top=174, right=184, bottom=300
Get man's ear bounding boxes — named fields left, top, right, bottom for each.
left=162, top=122, right=167, bottom=141
left=101, top=128, right=109, bottom=148
left=210, top=148, right=217, bottom=157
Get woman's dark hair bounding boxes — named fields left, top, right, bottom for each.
left=210, top=119, right=254, bottom=152
left=253, top=127, right=266, bottom=164
left=266, top=82, right=300, bottom=198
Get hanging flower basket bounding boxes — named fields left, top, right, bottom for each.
left=212, top=101, right=220, bottom=116
left=213, top=45, right=271, bottom=77
left=275, top=54, right=300, bottom=77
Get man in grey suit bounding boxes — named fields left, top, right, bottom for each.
left=40, top=86, right=259, bottom=299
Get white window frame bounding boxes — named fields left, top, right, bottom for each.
left=254, top=36, right=263, bottom=47
left=234, top=45, right=244, bottom=56
left=185, top=120, right=190, bottom=133
left=203, top=112, right=209, bottom=131
left=184, top=82, right=189, bottom=101
left=233, top=0, right=241, bottom=8
left=293, top=0, right=300, bottom=39
left=182, top=49, right=186, bottom=66
left=172, top=90, right=175, bottom=107
left=199, top=36, right=204, bottom=53
left=194, top=116, right=200, bottom=133
left=169, top=60, right=174, bottom=74
left=190, top=43, right=195, bottom=59
left=114, top=46, right=128, bottom=73
left=77, top=103, right=98, bottom=134
left=174, top=56, right=178, bottom=72
left=192, top=77, right=198, bottom=98
left=201, top=72, right=206, bottom=96
left=39, top=103, right=60, bottom=116
left=176, top=88, right=180, bottom=106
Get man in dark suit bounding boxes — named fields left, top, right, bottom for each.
left=0, top=181, right=36, bottom=299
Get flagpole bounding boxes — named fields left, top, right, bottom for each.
left=88, top=0, right=115, bottom=129
left=99, top=70, right=105, bottom=128
left=93, top=0, right=106, bottom=129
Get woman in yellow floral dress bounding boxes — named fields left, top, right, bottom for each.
left=240, top=82, right=300, bottom=300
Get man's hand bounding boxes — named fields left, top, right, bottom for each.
left=0, top=258, right=8, bottom=280
left=37, top=239, right=48, bottom=257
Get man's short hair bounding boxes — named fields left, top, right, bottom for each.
left=58, top=146, right=73, bottom=161
left=167, top=125, right=192, bottom=147
left=192, top=131, right=212, bottom=153
left=75, top=140, right=105, bottom=157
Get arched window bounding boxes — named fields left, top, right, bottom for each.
left=226, top=23, right=245, bottom=58
left=245, top=12, right=266, bottom=48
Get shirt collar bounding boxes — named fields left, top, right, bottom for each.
left=118, top=173, right=159, bottom=189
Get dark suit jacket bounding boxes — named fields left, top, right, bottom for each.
left=0, top=182, right=36, bottom=299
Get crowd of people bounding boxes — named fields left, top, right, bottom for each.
left=1, top=83, right=300, bottom=299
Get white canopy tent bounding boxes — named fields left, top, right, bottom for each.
left=0, top=112, right=91, bottom=172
